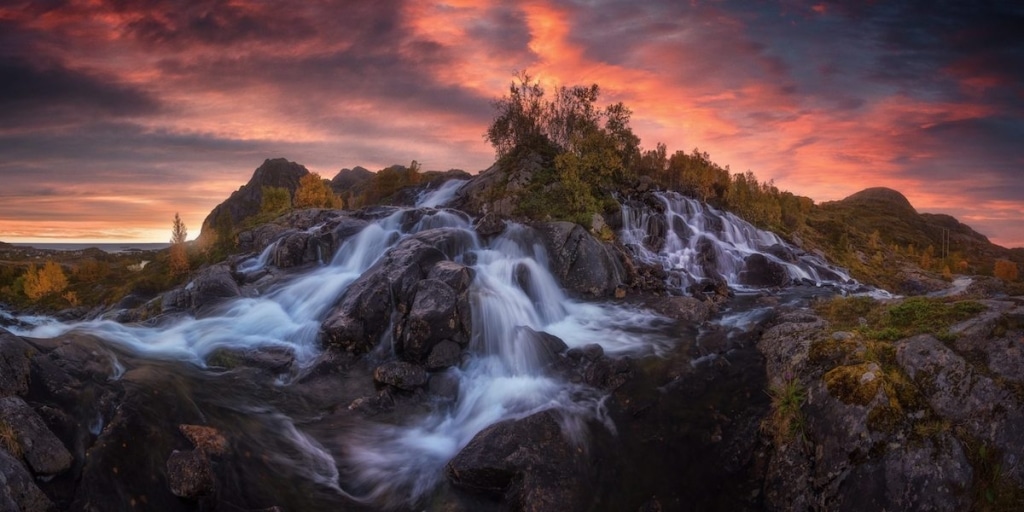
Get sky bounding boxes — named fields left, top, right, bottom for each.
left=1, top=0, right=1021, bottom=248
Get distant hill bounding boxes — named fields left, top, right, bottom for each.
left=804, top=186, right=1021, bottom=289
left=198, top=158, right=309, bottom=244
left=330, top=166, right=374, bottom=196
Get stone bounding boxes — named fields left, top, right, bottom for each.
left=0, top=397, right=71, bottom=475
left=401, top=279, right=460, bottom=361
left=373, top=361, right=429, bottom=391
left=179, top=425, right=227, bottom=456
left=426, top=341, right=462, bottom=371
left=739, top=253, right=791, bottom=288
left=534, top=221, right=624, bottom=297
left=0, top=448, right=54, bottom=512
left=0, top=330, right=33, bottom=398
left=166, top=449, right=214, bottom=498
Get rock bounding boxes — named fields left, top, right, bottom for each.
left=0, top=448, right=54, bottom=512
left=426, top=340, right=462, bottom=371
left=199, top=158, right=310, bottom=245
left=166, top=449, right=214, bottom=498
left=647, top=296, right=710, bottom=324
left=373, top=361, right=429, bottom=391
left=205, top=346, right=296, bottom=373
left=0, top=330, right=33, bottom=398
left=513, top=326, right=568, bottom=369
left=739, top=253, right=791, bottom=288
left=428, top=371, right=460, bottom=401
left=271, top=230, right=327, bottom=268
left=474, top=213, right=507, bottom=237
left=400, top=279, right=460, bottom=361
left=322, top=229, right=474, bottom=355
left=163, top=263, right=241, bottom=315
left=179, top=425, right=227, bottom=456
left=535, top=221, right=623, bottom=297
left=445, top=410, right=590, bottom=510
left=0, top=397, right=72, bottom=475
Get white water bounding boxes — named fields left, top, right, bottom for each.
left=621, top=191, right=853, bottom=291
left=4, top=204, right=674, bottom=507
left=416, top=179, right=468, bottom=208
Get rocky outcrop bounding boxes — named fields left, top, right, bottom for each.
left=162, top=263, right=241, bottom=315
left=535, top=222, right=623, bottom=297
left=0, top=397, right=72, bottom=475
left=199, top=158, right=310, bottom=244
left=739, top=253, right=791, bottom=288
left=0, top=448, right=54, bottom=512
left=445, top=410, right=592, bottom=510
left=757, top=300, right=1024, bottom=511
left=0, top=330, right=33, bottom=398
left=321, top=229, right=475, bottom=358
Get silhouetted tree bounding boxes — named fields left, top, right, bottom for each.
left=170, top=212, right=189, bottom=276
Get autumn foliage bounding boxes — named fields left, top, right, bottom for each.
left=170, top=212, right=190, bottom=276
left=295, top=173, right=343, bottom=209
left=994, top=259, right=1019, bottom=281
left=23, top=260, right=69, bottom=300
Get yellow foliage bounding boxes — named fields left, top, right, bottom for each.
left=994, top=259, right=1019, bottom=282
left=62, top=290, right=79, bottom=307
left=295, top=173, right=342, bottom=209
left=23, top=260, right=69, bottom=300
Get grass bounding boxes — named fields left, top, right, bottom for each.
left=0, top=420, right=21, bottom=458
left=814, top=296, right=986, bottom=342
left=763, top=377, right=806, bottom=446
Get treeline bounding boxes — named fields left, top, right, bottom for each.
left=485, top=72, right=813, bottom=234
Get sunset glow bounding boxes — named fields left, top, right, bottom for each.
left=1, top=0, right=1021, bottom=247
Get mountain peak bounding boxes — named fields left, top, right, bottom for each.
left=840, top=187, right=917, bottom=215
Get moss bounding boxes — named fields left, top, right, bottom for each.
left=823, top=363, right=882, bottom=406
left=866, top=405, right=903, bottom=434
left=961, top=438, right=1024, bottom=511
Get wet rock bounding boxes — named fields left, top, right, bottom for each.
left=0, top=397, right=72, bottom=475
left=428, top=371, right=460, bottom=401
left=236, top=223, right=290, bottom=253
left=426, top=340, right=462, bottom=371
left=167, top=449, right=214, bottom=498
left=474, top=213, right=507, bottom=237
left=513, top=327, right=568, bottom=368
left=400, top=279, right=460, bottom=361
left=445, top=410, right=589, bottom=510
left=373, top=361, right=429, bottom=391
left=272, top=230, right=328, bottom=268
left=0, top=330, right=33, bottom=397
left=646, top=296, right=710, bottom=325
left=205, top=346, right=296, bottom=373
left=0, top=448, right=54, bottom=512
left=179, top=424, right=227, bottom=456
left=322, top=230, right=469, bottom=354
left=535, top=221, right=624, bottom=297
left=739, top=253, right=791, bottom=288
left=427, top=260, right=475, bottom=292
left=163, top=263, right=241, bottom=315
left=330, top=216, right=370, bottom=246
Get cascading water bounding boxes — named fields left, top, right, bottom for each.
left=416, top=179, right=468, bottom=208
left=620, top=191, right=854, bottom=292
left=6, top=199, right=676, bottom=508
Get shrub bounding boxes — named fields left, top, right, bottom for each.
left=994, top=259, right=1019, bottom=282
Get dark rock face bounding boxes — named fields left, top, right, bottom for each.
left=0, top=448, right=54, bottom=512
left=373, top=361, right=429, bottom=390
left=535, top=222, right=623, bottom=297
left=445, top=410, right=590, bottom=510
left=739, top=253, right=791, bottom=288
left=162, top=263, right=241, bottom=315
left=0, top=396, right=72, bottom=475
left=199, top=158, right=310, bottom=244
left=0, top=330, right=33, bottom=397
left=166, top=449, right=214, bottom=498
left=330, top=166, right=374, bottom=196
left=271, top=230, right=330, bottom=268
left=321, top=229, right=474, bottom=358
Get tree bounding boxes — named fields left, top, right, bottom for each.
left=170, top=212, right=190, bottom=276
left=23, top=260, right=68, bottom=299
left=260, top=186, right=291, bottom=216
left=295, top=172, right=343, bottom=209
left=994, top=259, right=1019, bottom=281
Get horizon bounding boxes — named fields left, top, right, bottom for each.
left=1, top=1, right=1021, bottom=248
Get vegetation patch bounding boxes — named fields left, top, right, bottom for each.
left=0, top=420, right=21, bottom=458
left=762, top=377, right=806, bottom=445
left=824, top=363, right=882, bottom=406
left=815, top=295, right=986, bottom=342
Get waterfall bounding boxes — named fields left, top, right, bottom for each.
left=620, top=191, right=854, bottom=291
left=416, top=179, right=468, bottom=208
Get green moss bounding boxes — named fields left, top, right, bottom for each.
left=824, top=363, right=882, bottom=406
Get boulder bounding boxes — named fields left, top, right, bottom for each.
left=739, top=253, right=791, bottom=288
left=0, top=397, right=72, bottom=475
left=0, top=448, right=54, bottom=512
left=373, top=361, right=429, bottom=391
left=445, top=410, right=590, bottom=510
left=163, top=263, right=241, bottom=315
left=0, top=330, right=33, bottom=398
left=474, top=213, right=507, bottom=237
left=534, top=222, right=623, bottom=297
left=322, top=229, right=472, bottom=355
left=426, top=341, right=462, bottom=371
left=166, top=449, right=214, bottom=498
left=272, top=230, right=328, bottom=268
left=399, top=278, right=471, bottom=361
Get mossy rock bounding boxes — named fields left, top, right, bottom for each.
left=824, top=363, right=883, bottom=406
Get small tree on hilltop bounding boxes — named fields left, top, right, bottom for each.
left=170, top=212, right=190, bottom=276
left=260, top=186, right=292, bottom=216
